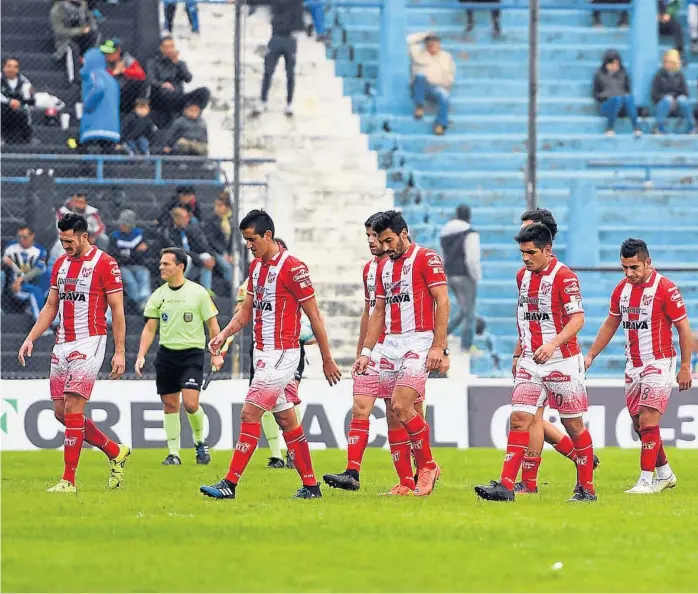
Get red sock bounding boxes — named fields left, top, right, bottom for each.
left=521, top=455, right=541, bottom=491
left=84, top=419, right=120, bottom=460
left=403, top=414, right=436, bottom=471
left=62, top=413, right=85, bottom=485
left=640, top=425, right=661, bottom=472
left=656, top=438, right=668, bottom=468
left=283, top=425, right=317, bottom=486
left=554, top=434, right=577, bottom=462
left=225, top=422, right=261, bottom=484
left=346, top=419, right=370, bottom=473
left=500, top=430, right=529, bottom=490
left=388, top=428, right=416, bottom=489
left=571, top=429, right=595, bottom=494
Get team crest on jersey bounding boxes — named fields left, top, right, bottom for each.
left=183, top=312, right=193, bottom=322
left=267, top=272, right=277, bottom=283
left=542, top=371, right=570, bottom=383
left=81, top=267, right=93, bottom=278
left=640, top=365, right=663, bottom=378
left=642, top=294, right=654, bottom=306
left=539, top=282, right=552, bottom=296
left=161, top=313, right=169, bottom=322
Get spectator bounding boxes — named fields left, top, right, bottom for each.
left=50, top=0, right=99, bottom=84
left=110, top=209, right=151, bottom=311
left=593, top=49, right=641, bottom=137
left=1, top=225, right=48, bottom=321
left=205, top=192, right=235, bottom=286
left=1, top=57, right=35, bottom=144
left=147, top=36, right=210, bottom=127
left=162, top=206, right=216, bottom=291
left=163, top=101, right=208, bottom=156
left=251, top=0, right=304, bottom=118
left=440, top=205, right=481, bottom=355
left=156, top=185, right=202, bottom=225
left=121, top=98, right=157, bottom=155
left=304, top=0, right=326, bottom=40
left=658, top=1, right=684, bottom=56
left=163, top=0, right=200, bottom=34
left=592, top=0, right=629, bottom=27
left=57, top=191, right=109, bottom=250
left=690, top=0, right=698, bottom=54
left=408, top=32, right=455, bottom=136
left=651, top=49, right=695, bottom=134
left=461, top=0, right=501, bottom=38
left=99, top=38, right=147, bottom=114
left=80, top=48, right=120, bottom=153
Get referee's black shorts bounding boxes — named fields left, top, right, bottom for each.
left=155, top=346, right=205, bottom=395
left=248, top=343, right=306, bottom=385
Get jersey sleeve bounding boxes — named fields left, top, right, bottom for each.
left=200, top=287, right=219, bottom=321
left=285, top=260, right=315, bottom=303
left=143, top=289, right=161, bottom=319
left=419, top=250, right=447, bottom=288
left=375, top=259, right=386, bottom=300
left=50, top=258, right=61, bottom=290
left=556, top=267, right=584, bottom=315
left=663, top=280, right=688, bottom=323
left=609, top=280, right=625, bottom=317
left=100, top=255, right=123, bottom=295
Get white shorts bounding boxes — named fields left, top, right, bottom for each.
left=247, top=348, right=301, bottom=413
left=625, top=358, right=675, bottom=417
left=353, top=342, right=389, bottom=398
left=378, top=331, right=432, bottom=401
left=512, top=354, right=588, bottom=418
left=50, top=335, right=107, bottom=400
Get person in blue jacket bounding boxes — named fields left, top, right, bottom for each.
left=80, top=47, right=120, bottom=153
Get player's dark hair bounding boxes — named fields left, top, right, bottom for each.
left=161, top=247, right=187, bottom=268
left=456, top=204, right=471, bottom=223
left=239, top=209, right=275, bottom=238
left=520, top=208, right=558, bottom=240
left=276, top=237, right=288, bottom=249
left=514, top=222, right=553, bottom=249
left=364, top=212, right=383, bottom=228
left=620, top=238, right=650, bottom=260
left=371, top=210, right=408, bottom=236
left=57, top=212, right=88, bottom=235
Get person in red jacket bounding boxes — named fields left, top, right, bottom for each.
left=100, top=38, right=147, bottom=114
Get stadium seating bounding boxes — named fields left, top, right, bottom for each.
left=326, top=0, right=698, bottom=376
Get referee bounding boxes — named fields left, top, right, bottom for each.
left=135, top=247, right=223, bottom=466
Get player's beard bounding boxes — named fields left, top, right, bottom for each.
left=387, top=238, right=405, bottom=260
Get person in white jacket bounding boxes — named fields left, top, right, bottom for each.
left=407, top=32, right=455, bottom=135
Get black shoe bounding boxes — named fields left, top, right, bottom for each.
left=268, top=457, right=285, bottom=469
left=195, top=442, right=211, bottom=465
left=617, top=11, right=629, bottom=27
left=285, top=451, right=295, bottom=470
left=323, top=470, right=360, bottom=491
left=294, top=484, right=322, bottom=499
left=593, top=454, right=600, bottom=469
left=567, top=484, right=597, bottom=502
left=592, top=10, right=602, bottom=27
left=492, top=19, right=501, bottom=38
left=474, top=480, right=515, bottom=502
left=162, top=454, right=182, bottom=465
left=513, top=481, right=539, bottom=495
left=200, top=479, right=236, bottom=499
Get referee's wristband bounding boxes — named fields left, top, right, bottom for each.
left=360, top=347, right=372, bottom=359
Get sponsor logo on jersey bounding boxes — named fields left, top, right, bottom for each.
left=542, top=371, right=570, bottom=383
left=183, top=312, right=193, bottom=322
left=161, top=312, right=169, bottom=322
left=293, top=269, right=309, bottom=282
left=379, top=357, right=394, bottom=370
left=386, top=293, right=411, bottom=304
left=427, top=255, right=442, bottom=266
left=516, top=368, right=532, bottom=380
left=51, top=353, right=60, bottom=365
left=623, top=320, right=649, bottom=330
left=563, top=277, right=577, bottom=284
left=640, top=365, right=663, bottom=378
left=621, top=306, right=642, bottom=314
left=518, top=296, right=539, bottom=305
left=368, top=299, right=377, bottom=308
left=523, top=311, right=550, bottom=321
left=539, top=282, right=552, bottom=296
left=299, top=280, right=312, bottom=289
left=59, top=277, right=80, bottom=286
left=59, top=291, right=86, bottom=302
left=386, top=281, right=401, bottom=293
left=625, top=374, right=633, bottom=384
left=66, top=351, right=86, bottom=363
left=253, top=299, right=273, bottom=311
left=110, top=264, right=120, bottom=276
left=670, top=291, right=682, bottom=302
left=404, top=351, right=419, bottom=360
left=564, top=282, right=580, bottom=295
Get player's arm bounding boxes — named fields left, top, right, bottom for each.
left=18, top=288, right=59, bottom=366
left=205, top=315, right=225, bottom=371
left=362, top=296, right=386, bottom=352
left=210, top=292, right=253, bottom=354
left=675, top=317, right=693, bottom=391
left=301, top=296, right=341, bottom=386
left=356, top=301, right=370, bottom=358
left=107, top=290, right=126, bottom=379
left=584, top=314, right=622, bottom=369
left=135, top=318, right=158, bottom=377
left=426, top=283, right=450, bottom=371
left=534, top=312, right=585, bottom=364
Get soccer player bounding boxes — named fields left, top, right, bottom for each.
left=200, top=209, right=341, bottom=500
left=17, top=213, right=130, bottom=493
left=514, top=208, right=599, bottom=495
left=474, top=222, right=596, bottom=503
left=354, top=210, right=449, bottom=497
left=585, top=238, right=692, bottom=494
left=135, top=247, right=223, bottom=465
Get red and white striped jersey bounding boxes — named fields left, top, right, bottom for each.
left=246, top=249, right=315, bottom=351
left=376, top=243, right=447, bottom=335
left=50, top=245, right=123, bottom=344
left=609, top=271, right=687, bottom=368
left=516, top=257, right=583, bottom=361
left=363, top=256, right=386, bottom=344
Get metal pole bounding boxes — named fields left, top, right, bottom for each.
left=525, top=0, right=539, bottom=210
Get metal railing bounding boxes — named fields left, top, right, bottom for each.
left=587, top=161, right=698, bottom=184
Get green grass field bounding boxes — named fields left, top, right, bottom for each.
left=2, top=447, right=697, bottom=592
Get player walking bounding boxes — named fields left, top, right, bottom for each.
left=475, top=222, right=596, bottom=503
left=135, top=247, right=223, bottom=465
left=17, top=213, right=130, bottom=493
left=585, top=238, right=692, bottom=494
left=354, top=211, right=449, bottom=497
left=200, top=209, right=341, bottom=500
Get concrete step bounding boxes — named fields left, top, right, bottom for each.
left=395, top=188, right=570, bottom=208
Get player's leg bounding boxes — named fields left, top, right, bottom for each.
left=560, top=414, right=596, bottom=501
left=284, top=401, right=302, bottom=469
left=380, top=397, right=417, bottom=495
left=47, top=392, right=86, bottom=492
left=161, top=393, right=182, bottom=465
left=517, top=407, right=545, bottom=495
left=262, top=411, right=285, bottom=467
left=543, top=420, right=601, bottom=469
left=182, top=388, right=210, bottom=465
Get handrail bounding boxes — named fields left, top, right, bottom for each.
left=587, top=161, right=698, bottom=183
left=1, top=175, right=267, bottom=187
left=315, top=0, right=632, bottom=9
left=1, top=153, right=275, bottom=165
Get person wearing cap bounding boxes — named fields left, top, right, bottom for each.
left=407, top=31, right=455, bottom=136
left=100, top=38, right=147, bottom=114
left=110, top=209, right=152, bottom=311
left=156, top=186, right=202, bottom=226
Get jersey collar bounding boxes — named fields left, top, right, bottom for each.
left=398, top=242, right=416, bottom=261
left=68, top=244, right=97, bottom=262
left=262, top=247, right=284, bottom=267
left=635, top=269, right=657, bottom=288
left=533, top=256, right=557, bottom=276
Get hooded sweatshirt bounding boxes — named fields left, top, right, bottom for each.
left=439, top=219, right=481, bottom=282
left=80, top=48, right=120, bottom=143
left=592, top=49, right=631, bottom=103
